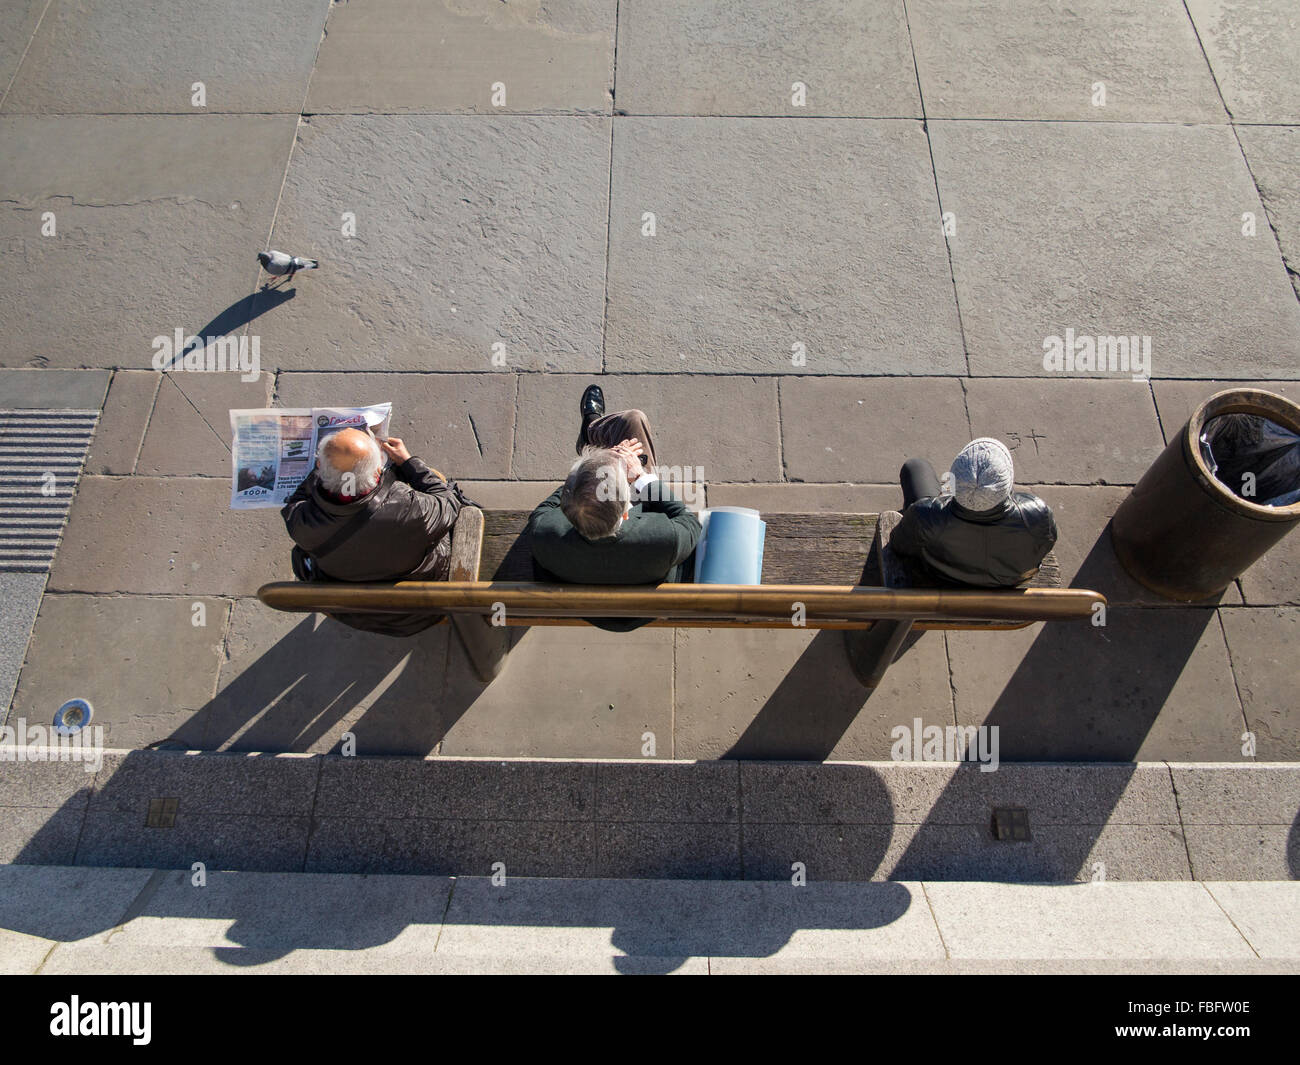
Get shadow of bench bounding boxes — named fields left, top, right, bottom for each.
left=259, top=506, right=1104, bottom=691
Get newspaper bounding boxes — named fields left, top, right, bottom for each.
left=228, top=403, right=393, bottom=509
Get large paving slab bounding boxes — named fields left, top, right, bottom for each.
left=10, top=594, right=231, bottom=750
left=0, top=114, right=296, bottom=369
left=135, top=371, right=274, bottom=477
left=929, top=121, right=1300, bottom=379
left=946, top=608, right=1247, bottom=761
left=706, top=483, right=901, bottom=514
left=1205, top=882, right=1300, bottom=956
left=924, top=882, right=1255, bottom=959
left=307, top=0, right=616, bottom=115
left=512, top=373, right=780, bottom=482
left=0, top=369, right=109, bottom=408
left=1150, top=380, right=1300, bottom=606
left=0, top=1, right=45, bottom=103
left=964, top=378, right=1165, bottom=484
left=0, top=757, right=93, bottom=866
left=673, top=627, right=953, bottom=761
left=1021, top=484, right=1239, bottom=607
left=276, top=372, right=517, bottom=481
left=614, top=0, right=920, bottom=118
left=2, top=0, right=330, bottom=114
left=0, top=865, right=156, bottom=945
left=908, top=0, right=1226, bottom=122
left=1186, top=0, right=1300, bottom=123
left=1204, top=610, right=1300, bottom=760
left=254, top=114, right=610, bottom=373
left=84, top=370, right=158, bottom=474
left=438, top=625, right=674, bottom=759
left=779, top=377, right=971, bottom=484
left=205, top=600, right=453, bottom=755
left=50, top=477, right=289, bottom=595
left=604, top=118, right=964, bottom=375
left=1238, top=127, right=1300, bottom=299
left=0, top=572, right=43, bottom=716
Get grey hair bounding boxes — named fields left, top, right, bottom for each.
left=561, top=447, right=630, bottom=540
left=316, top=431, right=383, bottom=495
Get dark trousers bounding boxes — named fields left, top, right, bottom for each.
left=583, top=409, right=659, bottom=471
left=900, top=457, right=941, bottom=509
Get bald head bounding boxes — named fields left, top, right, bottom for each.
left=317, top=428, right=383, bottom=496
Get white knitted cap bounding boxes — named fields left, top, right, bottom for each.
left=949, top=437, right=1014, bottom=512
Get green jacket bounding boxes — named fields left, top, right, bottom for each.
left=528, top=482, right=702, bottom=585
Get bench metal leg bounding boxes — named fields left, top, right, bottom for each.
left=451, top=614, right=513, bottom=683
left=843, top=619, right=914, bottom=689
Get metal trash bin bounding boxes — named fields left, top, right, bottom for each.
left=1111, top=388, right=1300, bottom=601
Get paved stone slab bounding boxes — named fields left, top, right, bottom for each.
left=90, top=750, right=318, bottom=817
left=965, top=379, right=1165, bottom=484
left=85, top=371, right=158, bottom=474
left=276, top=372, right=517, bottom=480
left=1023, top=484, right=1240, bottom=606
left=615, top=0, right=919, bottom=118
left=439, top=625, right=674, bottom=759
left=673, top=627, right=952, bottom=761
left=11, top=595, right=230, bottom=750
left=930, top=121, right=1300, bottom=379
left=50, top=477, right=289, bottom=595
left=1184, top=826, right=1294, bottom=881
left=925, top=882, right=1253, bottom=958
left=0, top=928, right=53, bottom=974
left=1152, top=380, right=1300, bottom=439
left=1238, top=127, right=1300, bottom=299
left=0, top=805, right=85, bottom=864
left=0, top=369, right=109, bottom=408
left=1205, top=882, right=1300, bottom=956
left=597, top=822, right=741, bottom=878
left=706, top=483, right=901, bottom=513
left=3, top=0, right=329, bottom=113
left=513, top=373, right=779, bottom=482
left=595, top=761, right=737, bottom=823
left=255, top=115, right=609, bottom=373
left=0, top=571, right=43, bottom=715
left=0, top=115, right=295, bottom=369
left=315, top=756, right=594, bottom=821
left=779, top=377, right=971, bottom=484
left=946, top=609, right=1246, bottom=761
left=305, top=817, right=595, bottom=877
left=909, top=0, right=1226, bottom=122
left=75, top=810, right=311, bottom=872
left=460, top=481, right=566, bottom=509
left=890, top=823, right=1192, bottom=882
left=1169, top=763, right=1300, bottom=824
left=0, top=0, right=44, bottom=101
left=307, top=0, right=616, bottom=114
left=208, top=599, right=451, bottom=755
left=0, top=864, right=156, bottom=944
left=1218, top=609, right=1300, bottom=759
left=437, top=877, right=937, bottom=960
left=0, top=756, right=92, bottom=866
left=136, top=371, right=274, bottom=477
left=605, top=118, right=964, bottom=375
left=1186, top=0, right=1300, bottom=123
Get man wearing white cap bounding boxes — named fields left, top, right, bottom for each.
left=890, top=438, right=1057, bottom=588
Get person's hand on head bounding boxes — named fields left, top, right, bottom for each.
left=378, top=436, right=412, bottom=464
left=609, top=438, right=645, bottom=482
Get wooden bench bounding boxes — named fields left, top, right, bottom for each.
left=259, top=505, right=1104, bottom=690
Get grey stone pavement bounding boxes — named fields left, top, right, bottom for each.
left=2, top=0, right=1300, bottom=908
left=3, top=865, right=1298, bottom=974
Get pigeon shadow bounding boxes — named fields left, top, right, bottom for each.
left=154, top=288, right=295, bottom=372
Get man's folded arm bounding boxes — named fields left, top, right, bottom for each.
left=890, top=506, right=925, bottom=558
left=397, top=457, right=463, bottom=540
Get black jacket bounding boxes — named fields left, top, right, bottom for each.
left=281, top=456, right=464, bottom=635
left=890, top=491, right=1058, bottom=588
left=527, top=482, right=702, bottom=631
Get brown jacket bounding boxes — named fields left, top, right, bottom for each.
left=281, top=456, right=463, bottom=636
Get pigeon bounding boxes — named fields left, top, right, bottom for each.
left=257, top=250, right=319, bottom=287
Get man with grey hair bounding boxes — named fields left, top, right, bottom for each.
left=890, top=438, right=1057, bottom=588
left=528, top=388, right=701, bottom=630
left=281, top=427, right=469, bottom=636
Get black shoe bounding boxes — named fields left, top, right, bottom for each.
left=577, top=384, right=605, bottom=451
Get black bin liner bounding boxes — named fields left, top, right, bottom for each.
left=1199, top=413, right=1300, bottom=507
